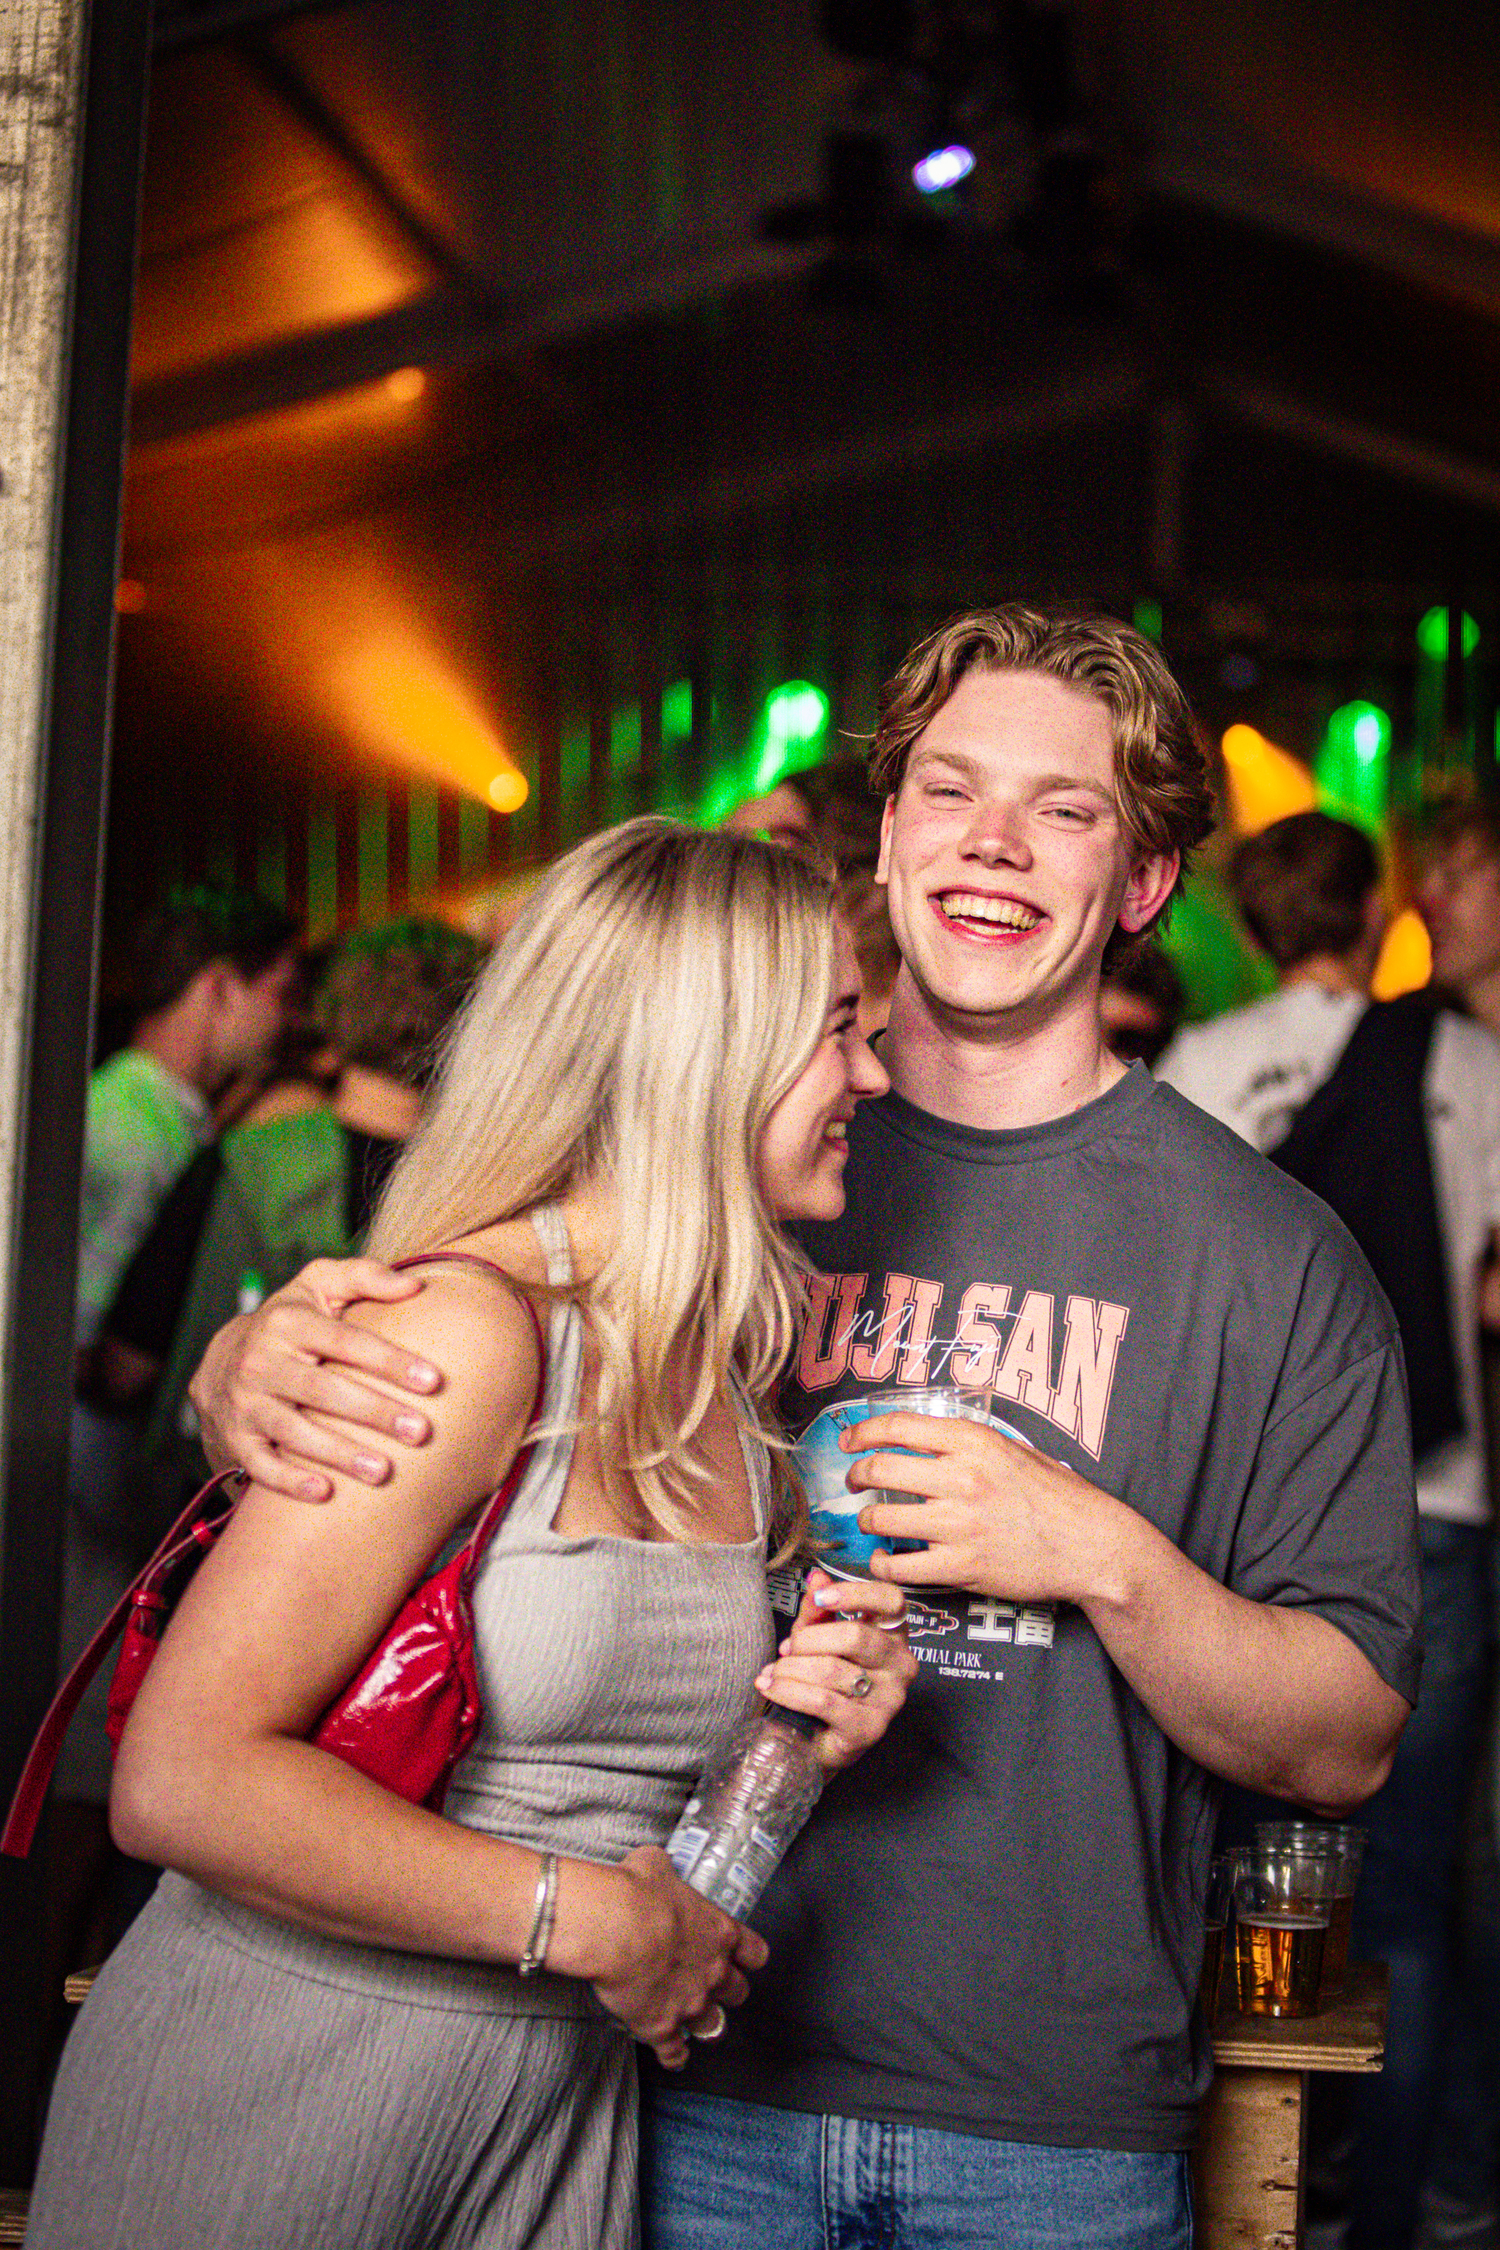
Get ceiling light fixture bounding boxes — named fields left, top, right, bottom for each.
left=912, top=144, right=975, bottom=194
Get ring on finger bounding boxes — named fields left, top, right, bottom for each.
left=845, top=1670, right=873, bottom=1700
left=689, top=2004, right=727, bottom=2042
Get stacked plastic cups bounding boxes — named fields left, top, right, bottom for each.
left=1199, top=1823, right=1365, bottom=2024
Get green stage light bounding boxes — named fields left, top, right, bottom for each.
left=1417, top=607, right=1480, bottom=661
left=765, top=681, right=830, bottom=743
left=1133, top=598, right=1163, bottom=643
left=1317, top=701, right=1391, bottom=830
left=661, top=679, right=693, bottom=742
left=698, top=768, right=743, bottom=828
left=1353, top=712, right=1383, bottom=762
left=751, top=680, right=831, bottom=792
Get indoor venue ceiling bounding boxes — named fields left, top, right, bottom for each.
left=106, top=0, right=1500, bottom=983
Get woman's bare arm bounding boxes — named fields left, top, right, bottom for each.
left=117, top=1269, right=765, bottom=2057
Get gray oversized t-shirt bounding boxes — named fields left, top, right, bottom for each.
left=685, top=1065, right=1421, bottom=2151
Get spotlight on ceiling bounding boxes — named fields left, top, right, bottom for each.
left=912, top=144, right=975, bottom=195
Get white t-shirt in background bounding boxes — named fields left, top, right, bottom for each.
left=1157, top=983, right=1500, bottom=1525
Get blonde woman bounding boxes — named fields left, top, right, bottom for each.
left=28, top=820, right=910, bottom=2250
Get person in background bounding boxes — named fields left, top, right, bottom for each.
left=1416, top=800, right=1500, bottom=2250
left=723, top=779, right=819, bottom=850
left=75, top=884, right=300, bottom=1359
left=804, top=756, right=902, bottom=1037
left=51, top=885, right=298, bottom=1983
left=95, top=919, right=485, bottom=1552
left=729, top=756, right=900, bottom=1036
left=1421, top=801, right=1500, bottom=1039
left=1158, top=808, right=1500, bottom=2250
left=1099, top=942, right=1186, bottom=1067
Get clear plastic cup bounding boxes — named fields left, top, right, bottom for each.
left=1234, top=1842, right=1339, bottom=2019
left=1200, top=1854, right=1237, bottom=2022
left=805, top=1385, right=1000, bottom=1579
left=1255, top=1821, right=1364, bottom=1997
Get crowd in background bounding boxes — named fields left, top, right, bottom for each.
left=1153, top=797, right=1500, bottom=2250
left=51, top=744, right=1500, bottom=2250
left=53, top=896, right=486, bottom=2060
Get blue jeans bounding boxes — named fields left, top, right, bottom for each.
left=1346, top=1518, right=1493, bottom=2250
left=641, top=2088, right=1193, bottom=2250
left=1421, top=1526, right=1500, bottom=2218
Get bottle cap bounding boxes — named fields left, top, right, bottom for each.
left=765, top=1701, right=822, bottom=1740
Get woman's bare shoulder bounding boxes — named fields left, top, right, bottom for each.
left=338, top=1256, right=542, bottom=1470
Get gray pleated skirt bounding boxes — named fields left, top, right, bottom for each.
left=26, top=1872, right=638, bottom=2250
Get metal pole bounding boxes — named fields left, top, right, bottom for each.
left=0, top=0, right=153, bottom=2180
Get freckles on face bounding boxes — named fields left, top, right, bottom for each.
left=878, top=671, right=1134, bottom=1014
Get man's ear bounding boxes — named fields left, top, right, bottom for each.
left=1118, top=851, right=1180, bottom=936
left=875, top=797, right=895, bottom=886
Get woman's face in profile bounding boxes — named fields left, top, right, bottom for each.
left=758, top=925, right=888, bottom=1224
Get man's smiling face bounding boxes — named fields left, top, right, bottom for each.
left=876, top=668, right=1174, bottom=1035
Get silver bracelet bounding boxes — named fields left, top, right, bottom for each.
left=518, top=1850, right=559, bottom=1978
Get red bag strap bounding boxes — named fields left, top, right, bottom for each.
left=1, top=1273, right=547, bottom=1860
left=458, top=1288, right=546, bottom=1587
left=388, top=1252, right=549, bottom=1585
left=1, top=1470, right=243, bottom=1858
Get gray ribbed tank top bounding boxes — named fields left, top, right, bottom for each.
left=444, top=1205, right=777, bottom=1865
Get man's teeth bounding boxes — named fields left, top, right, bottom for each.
left=826, top=1121, right=848, bottom=1139
left=941, top=892, right=1042, bottom=930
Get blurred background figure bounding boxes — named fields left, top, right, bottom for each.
left=1421, top=805, right=1500, bottom=1041
left=1415, top=803, right=1500, bottom=2250
left=722, top=781, right=819, bottom=851
left=726, top=754, right=899, bottom=1036
left=96, top=917, right=485, bottom=1547
left=52, top=884, right=298, bottom=2063
left=1100, top=944, right=1186, bottom=1067
left=1160, top=810, right=1500, bottom=2250
left=74, top=885, right=300, bottom=1362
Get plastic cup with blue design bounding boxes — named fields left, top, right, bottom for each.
left=795, top=1385, right=1002, bottom=1580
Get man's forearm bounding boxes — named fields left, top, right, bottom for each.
left=1077, top=1497, right=1408, bottom=1812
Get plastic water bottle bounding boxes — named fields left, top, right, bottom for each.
left=666, top=1704, right=825, bottom=1918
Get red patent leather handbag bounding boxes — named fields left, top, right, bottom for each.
left=2, top=1261, right=544, bottom=1859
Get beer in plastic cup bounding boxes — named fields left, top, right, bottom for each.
left=1233, top=1844, right=1338, bottom=2019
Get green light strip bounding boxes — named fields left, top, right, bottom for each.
left=408, top=785, right=439, bottom=901
left=358, top=789, right=387, bottom=923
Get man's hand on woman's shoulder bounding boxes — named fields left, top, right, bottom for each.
left=188, top=1256, right=443, bottom=1500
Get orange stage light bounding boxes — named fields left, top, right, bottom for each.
left=1371, top=909, right=1433, bottom=1000
left=1220, top=725, right=1319, bottom=836
left=333, top=638, right=527, bottom=815
left=385, top=366, right=426, bottom=404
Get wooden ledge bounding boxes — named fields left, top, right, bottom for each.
left=1210, top=1959, right=1387, bottom=2074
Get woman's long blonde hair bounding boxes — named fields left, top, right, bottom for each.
left=367, top=818, right=837, bottom=1542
